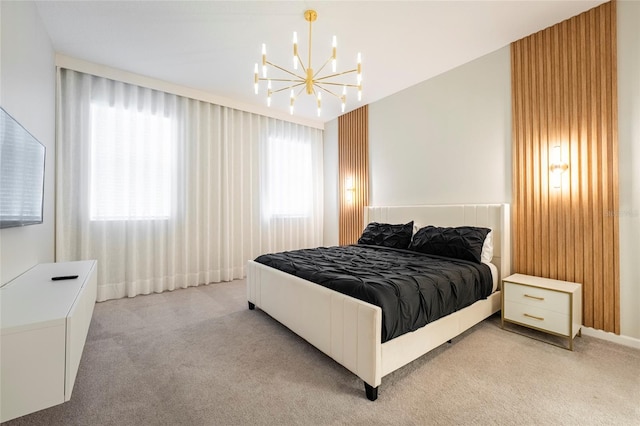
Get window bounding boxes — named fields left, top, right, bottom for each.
left=264, top=137, right=313, bottom=218
left=89, top=103, right=174, bottom=221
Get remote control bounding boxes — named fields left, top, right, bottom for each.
left=51, top=275, right=79, bottom=281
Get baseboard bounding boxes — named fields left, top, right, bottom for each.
left=581, top=327, right=640, bottom=349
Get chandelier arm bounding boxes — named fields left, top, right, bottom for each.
left=260, top=78, right=304, bottom=83
left=295, top=54, right=307, bottom=73
left=266, top=61, right=305, bottom=80
left=271, top=82, right=306, bottom=94
left=316, top=82, right=360, bottom=88
left=315, top=69, right=358, bottom=81
left=313, top=55, right=334, bottom=79
left=314, top=84, right=342, bottom=100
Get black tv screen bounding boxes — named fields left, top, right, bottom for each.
left=0, top=107, right=46, bottom=229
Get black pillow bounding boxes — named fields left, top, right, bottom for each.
left=409, top=226, right=491, bottom=263
left=357, top=221, right=414, bottom=249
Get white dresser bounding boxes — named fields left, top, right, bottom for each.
left=502, top=273, right=582, bottom=350
left=0, top=260, right=97, bottom=422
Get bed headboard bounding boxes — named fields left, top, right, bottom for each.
left=364, top=204, right=511, bottom=281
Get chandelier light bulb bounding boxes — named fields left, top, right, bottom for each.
left=290, top=89, right=295, bottom=114
left=332, top=36, right=337, bottom=72
left=267, top=82, right=272, bottom=107
left=261, top=44, right=267, bottom=78
left=358, top=85, right=362, bottom=101
left=293, top=32, right=298, bottom=69
left=254, top=64, right=259, bottom=94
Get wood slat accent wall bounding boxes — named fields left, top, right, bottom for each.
left=338, top=105, right=369, bottom=245
left=511, top=1, right=619, bottom=333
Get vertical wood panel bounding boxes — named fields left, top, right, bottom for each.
left=511, top=1, right=619, bottom=333
left=609, top=0, right=620, bottom=333
left=338, top=105, right=369, bottom=245
left=539, top=31, right=550, bottom=279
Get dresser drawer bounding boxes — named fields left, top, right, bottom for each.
left=503, top=300, right=570, bottom=336
left=504, top=281, right=569, bottom=315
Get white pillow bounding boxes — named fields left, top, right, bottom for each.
left=481, top=230, right=494, bottom=263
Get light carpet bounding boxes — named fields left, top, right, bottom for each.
left=4, top=279, right=639, bottom=425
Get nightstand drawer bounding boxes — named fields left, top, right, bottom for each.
left=503, top=300, right=570, bottom=336
left=504, top=282, right=569, bottom=315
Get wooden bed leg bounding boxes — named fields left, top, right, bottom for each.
left=364, top=383, right=378, bottom=401
left=248, top=301, right=255, bottom=310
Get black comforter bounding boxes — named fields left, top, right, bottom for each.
left=254, top=245, right=493, bottom=342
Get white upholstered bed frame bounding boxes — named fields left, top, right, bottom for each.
left=246, top=204, right=511, bottom=400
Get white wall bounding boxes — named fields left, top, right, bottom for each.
left=617, top=0, right=640, bottom=339
left=368, top=47, right=511, bottom=206
left=0, top=1, right=56, bottom=284
left=323, top=47, right=511, bottom=245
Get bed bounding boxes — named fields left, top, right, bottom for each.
left=246, top=204, right=511, bottom=400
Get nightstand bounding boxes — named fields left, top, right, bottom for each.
left=501, top=273, right=582, bottom=350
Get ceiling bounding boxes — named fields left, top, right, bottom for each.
left=35, top=1, right=606, bottom=126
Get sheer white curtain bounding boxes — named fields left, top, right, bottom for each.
left=56, top=69, right=323, bottom=301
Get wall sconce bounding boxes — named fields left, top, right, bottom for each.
left=549, top=145, right=569, bottom=189
left=345, top=176, right=355, bottom=203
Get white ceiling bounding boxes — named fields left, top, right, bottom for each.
left=35, top=0, right=606, bottom=126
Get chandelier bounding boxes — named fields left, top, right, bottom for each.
left=253, top=9, right=362, bottom=116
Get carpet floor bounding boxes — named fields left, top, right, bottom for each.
left=4, top=279, right=639, bottom=425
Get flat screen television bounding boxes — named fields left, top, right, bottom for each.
left=0, top=107, right=46, bottom=229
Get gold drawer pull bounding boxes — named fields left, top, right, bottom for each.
left=524, top=313, right=544, bottom=321
left=524, top=294, right=544, bottom=301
